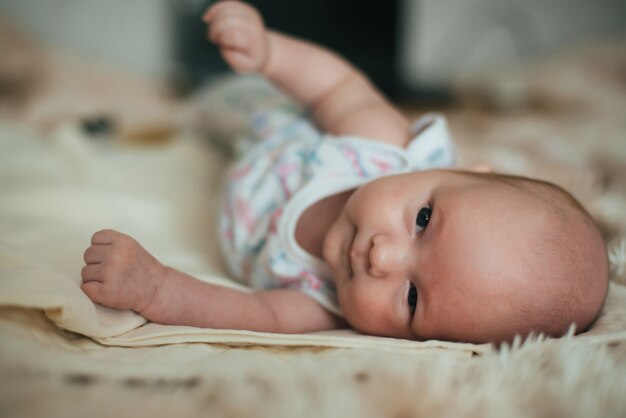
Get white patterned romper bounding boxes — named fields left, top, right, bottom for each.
left=208, top=77, right=456, bottom=316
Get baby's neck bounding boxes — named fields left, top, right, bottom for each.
left=295, top=190, right=353, bottom=259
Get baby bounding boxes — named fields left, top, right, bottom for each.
left=80, top=1, right=609, bottom=343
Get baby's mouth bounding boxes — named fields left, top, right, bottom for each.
left=348, top=231, right=375, bottom=279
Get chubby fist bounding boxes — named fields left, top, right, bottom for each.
left=81, top=230, right=164, bottom=314
left=203, top=1, right=270, bottom=73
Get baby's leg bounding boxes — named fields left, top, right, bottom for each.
left=185, top=75, right=303, bottom=157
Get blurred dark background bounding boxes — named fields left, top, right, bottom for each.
left=174, top=0, right=403, bottom=98
left=1, top=0, right=625, bottom=103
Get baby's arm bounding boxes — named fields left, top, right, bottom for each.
left=81, top=230, right=342, bottom=332
left=204, top=1, right=410, bottom=147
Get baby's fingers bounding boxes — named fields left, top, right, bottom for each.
left=81, top=264, right=102, bottom=283
left=203, top=1, right=256, bottom=25
left=202, top=1, right=228, bottom=23
left=208, top=16, right=249, bottom=46
left=81, top=281, right=104, bottom=304
left=91, top=229, right=119, bottom=245
left=221, top=49, right=259, bottom=73
left=83, top=245, right=108, bottom=265
left=216, top=27, right=251, bottom=51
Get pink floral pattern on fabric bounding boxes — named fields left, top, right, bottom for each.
left=215, top=81, right=455, bottom=315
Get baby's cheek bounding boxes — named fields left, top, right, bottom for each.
left=411, top=308, right=429, bottom=339
left=335, top=283, right=353, bottom=316
left=336, top=283, right=366, bottom=329
left=338, top=282, right=385, bottom=333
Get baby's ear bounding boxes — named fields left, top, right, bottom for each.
left=468, top=164, right=493, bottom=173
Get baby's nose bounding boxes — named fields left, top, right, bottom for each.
left=368, top=235, right=408, bottom=278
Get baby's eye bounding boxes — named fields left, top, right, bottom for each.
left=415, top=205, right=431, bottom=230
left=408, top=282, right=417, bottom=312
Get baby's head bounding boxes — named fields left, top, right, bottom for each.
left=322, top=169, right=609, bottom=343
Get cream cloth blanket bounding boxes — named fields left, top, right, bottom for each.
left=1, top=120, right=625, bottom=355
left=0, top=122, right=480, bottom=352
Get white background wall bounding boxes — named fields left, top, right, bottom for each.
left=399, top=0, right=626, bottom=86
left=1, top=0, right=624, bottom=86
left=0, top=0, right=178, bottom=77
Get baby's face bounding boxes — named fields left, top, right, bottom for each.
left=322, top=170, right=547, bottom=342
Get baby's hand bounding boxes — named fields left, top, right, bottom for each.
left=203, top=1, right=269, bottom=73
left=81, top=230, right=165, bottom=314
